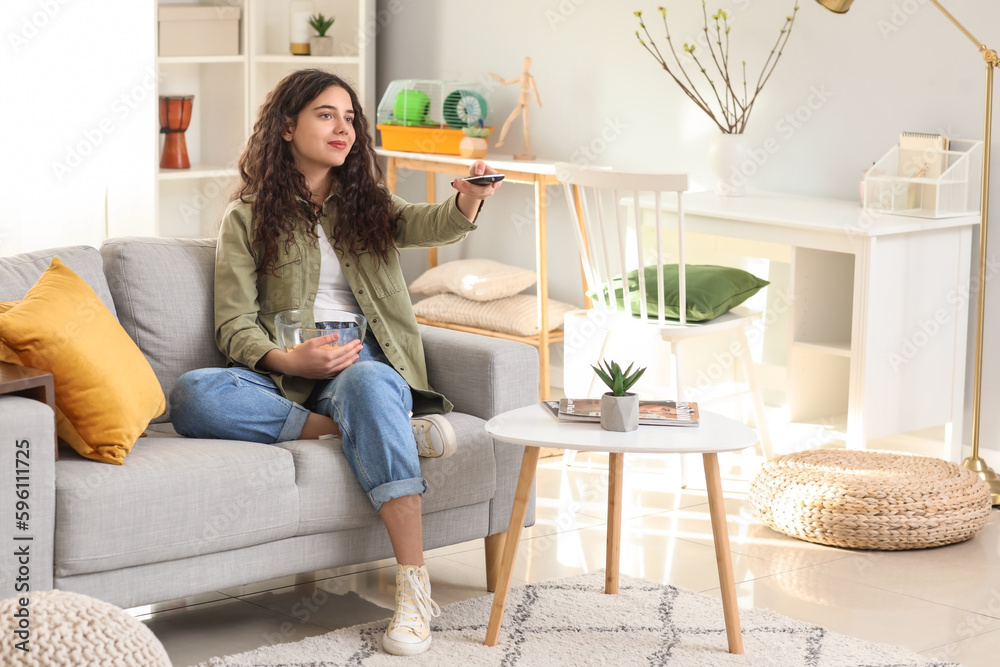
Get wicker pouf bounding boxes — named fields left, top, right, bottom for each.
left=0, top=589, right=171, bottom=666
left=750, top=449, right=992, bottom=550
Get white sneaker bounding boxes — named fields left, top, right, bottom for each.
left=382, top=564, right=441, bottom=656
left=410, top=414, right=457, bottom=458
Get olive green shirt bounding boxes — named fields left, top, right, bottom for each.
left=214, top=192, right=479, bottom=414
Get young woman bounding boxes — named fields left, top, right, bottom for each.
left=170, top=69, right=501, bottom=656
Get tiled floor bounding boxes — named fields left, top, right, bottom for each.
left=137, top=416, right=1000, bottom=667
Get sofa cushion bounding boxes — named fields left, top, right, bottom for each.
left=54, top=437, right=300, bottom=577
left=275, top=412, right=496, bottom=534
left=0, top=245, right=115, bottom=315
left=100, top=237, right=226, bottom=422
left=0, top=259, right=166, bottom=464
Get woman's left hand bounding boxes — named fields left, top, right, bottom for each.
left=452, top=160, right=502, bottom=221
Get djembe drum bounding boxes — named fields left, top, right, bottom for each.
left=159, top=94, right=194, bottom=169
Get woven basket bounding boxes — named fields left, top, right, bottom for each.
left=750, top=449, right=991, bottom=550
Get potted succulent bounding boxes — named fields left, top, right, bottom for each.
left=591, top=359, right=647, bottom=432
left=459, top=125, right=491, bottom=159
left=308, top=13, right=335, bottom=57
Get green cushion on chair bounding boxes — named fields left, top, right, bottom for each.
left=590, top=264, right=769, bottom=322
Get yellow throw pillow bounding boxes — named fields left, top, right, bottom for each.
left=0, top=258, right=165, bottom=464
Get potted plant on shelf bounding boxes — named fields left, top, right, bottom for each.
left=459, top=126, right=491, bottom=158
left=633, top=4, right=800, bottom=195
left=592, top=359, right=647, bottom=432
left=308, top=13, right=335, bottom=57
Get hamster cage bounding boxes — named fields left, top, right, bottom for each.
left=376, top=79, right=492, bottom=155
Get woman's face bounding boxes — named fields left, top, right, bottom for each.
left=283, top=85, right=356, bottom=174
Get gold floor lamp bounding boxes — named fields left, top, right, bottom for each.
left=816, top=0, right=1000, bottom=504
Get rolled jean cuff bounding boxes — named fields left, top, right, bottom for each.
left=368, top=477, right=427, bottom=511
left=277, top=402, right=311, bottom=442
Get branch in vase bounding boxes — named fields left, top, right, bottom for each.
left=634, top=2, right=800, bottom=135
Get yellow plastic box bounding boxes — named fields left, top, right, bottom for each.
left=377, top=125, right=492, bottom=156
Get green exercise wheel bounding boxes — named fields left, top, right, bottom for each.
left=443, top=89, right=488, bottom=129
left=392, top=89, right=431, bottom=126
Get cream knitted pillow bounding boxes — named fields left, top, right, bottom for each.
left=413, top=293, right=578, bottom=336
left=408, top=259, right=536, bottom=302
left=0, top=589, right=171, bottom=666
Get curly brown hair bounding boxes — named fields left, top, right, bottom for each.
left=233, top=69, right=398, bottom=274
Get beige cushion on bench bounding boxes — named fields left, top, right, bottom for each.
left=413, top=293, right=577, bottom=337
left=409, top=259, right=536, bottom=302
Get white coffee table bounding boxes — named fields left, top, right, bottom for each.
left=483, top=404, right=758, bottom=654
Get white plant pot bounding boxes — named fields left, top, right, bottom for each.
left=600, top=392, right=639, bottom=432
left=708, top=133, right=753, bottom=196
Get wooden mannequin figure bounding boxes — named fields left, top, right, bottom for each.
left=489, top=56, right=542, bottom=161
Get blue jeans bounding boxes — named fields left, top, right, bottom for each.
left=170, top=333, right=425, bottom=509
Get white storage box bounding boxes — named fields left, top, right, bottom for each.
left=158, top=5, right=241, bottom=57
left=863, top=138, right=982, bottom=219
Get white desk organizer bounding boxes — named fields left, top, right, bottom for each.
left=863, top=139, right=982, bottom=218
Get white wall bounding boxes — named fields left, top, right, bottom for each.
left=375, top=0, right=1000, bottom=450
left=0, top=0, right=156, bottom=255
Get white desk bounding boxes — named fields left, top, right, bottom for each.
left=484, top=405, right=758, bottom=653
left=646, top=190, right=978, bottom=461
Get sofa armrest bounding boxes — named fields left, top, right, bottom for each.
left=420, top=325, right=539, bottom=422
left=420, top=325, right=539, bottom=537
left=0, top=396, right=56, bottom=597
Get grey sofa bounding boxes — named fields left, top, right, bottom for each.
left=0, top=237, right=537, bottom=610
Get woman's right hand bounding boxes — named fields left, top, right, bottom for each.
left=260, top=334, right=362, bottom=379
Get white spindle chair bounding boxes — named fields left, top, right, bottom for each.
left=556, top=163, right=773, bottom=464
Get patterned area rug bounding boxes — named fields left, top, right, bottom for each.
left=201, top=572, right=956, bottom=666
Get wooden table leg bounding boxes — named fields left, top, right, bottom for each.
left=426, top=172, right=438, bottom=269
left=485, top=446, right=541, bottom=646
left=535, top=179, right=550, bottom=401
left=703, top=452, right=744, bottom=654
left=385, top=157, right=397, bottom=192
left=605, top=452, right=624, bottom=594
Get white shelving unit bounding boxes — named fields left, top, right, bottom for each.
left=154, top=0, right=375, bottom=238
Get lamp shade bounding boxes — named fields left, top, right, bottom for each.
left=815, top=0, right=853, bottom=12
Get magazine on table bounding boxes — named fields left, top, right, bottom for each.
left=539, top=398, right=700, bottom=427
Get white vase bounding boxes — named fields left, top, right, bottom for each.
left=289, top=1, right=314, bottom=55
left=707, top=133, right=753, bottom=196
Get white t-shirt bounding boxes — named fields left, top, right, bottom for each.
left=314, top=224, right=363, bottom=315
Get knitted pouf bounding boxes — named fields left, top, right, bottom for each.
left=0, top=589, right=170, bottom=666
left=750, top=449, right=992, bottom=550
